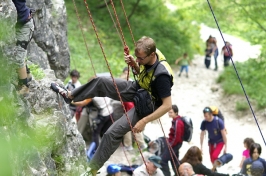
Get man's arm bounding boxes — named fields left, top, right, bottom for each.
left=200, top=131, right=205, bottom=151
left=133, top=96, right=172, bottom=133
left=221, top=129, right=227, bottom=153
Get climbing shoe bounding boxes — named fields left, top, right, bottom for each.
left=50, top=83, right=72, bottom=104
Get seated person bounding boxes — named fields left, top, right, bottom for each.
left=241, top=143, right=266, bottom=176
left=178, top=162, right=204, bottom=176
left=133, top=156, right=164, bottom=176
left=180, top=146, right=229, bottom=176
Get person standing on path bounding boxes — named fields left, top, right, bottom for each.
left=221, top=42, right=233, bottom=67
left=175, top=53, right=190, bottom=78
left=200, top=107, right=227, bottom=169
left=161, top=104, right=184, bottom=176
left=211, top=37, right=219, bottom=71
left=50, top=36, right=174, bottom=175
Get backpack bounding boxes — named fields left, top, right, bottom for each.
left=223, top=45, right=232, bottom=56
left=180, top=116, right=193, bottom=142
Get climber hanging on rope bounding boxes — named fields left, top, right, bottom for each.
left=50, top=36, right=174, bottom=175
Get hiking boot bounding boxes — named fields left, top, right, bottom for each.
left=50, top=83, right=72, bottom=104
left=17, top=85, right=29, bottom=96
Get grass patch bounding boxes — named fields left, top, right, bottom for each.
left=28, top=64, right=45, bottom=80
left=218, top=59, right=266, bottom=108
left=236, top=101, right=249, bottom=111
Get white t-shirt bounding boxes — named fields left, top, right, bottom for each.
left=65, top=80, right=81, bottom=90
left=133, top=164, right=164, bottom=176
left=92, top=97, right=113, bottom=116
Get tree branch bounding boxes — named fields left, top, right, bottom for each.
left=97, top=0, right=111, bottom=9
left=232, top=0, right=266, bottom=32
left=127, top=0, right=141, bottom=21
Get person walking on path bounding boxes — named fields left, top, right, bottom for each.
left=211, top=37, right=219, bottom=71
left=221, top=42, right=233, bottom=67
left=200, top=107, right=228, bottom=170
left=50, top=36, right=174, bottom=175
left=175, top=53, right=190, bottom=78
left=12, top=0, right=35, bottom=95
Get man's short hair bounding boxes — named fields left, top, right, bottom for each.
left=135, top=36, right=156, bottom=55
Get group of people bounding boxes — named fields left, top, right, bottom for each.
left=49, top=36, right=266, bottom=176
left=64, top=68, right=148, bottom=153
left=205, top=35, right=233, bottom=70
left=10, top=1, right=264, bottom=176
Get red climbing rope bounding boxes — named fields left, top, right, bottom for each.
left=119, top=0, right=136, bottom=46
left=158, top=119, right=180, bottom=176
left=83, top=0, right=149, bottom=172
left=71, top=0, right=97, bottom=77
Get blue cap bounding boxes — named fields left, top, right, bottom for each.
left=148, top=155, right=162, bottom=168
left=107, top=164, right=121, bottom=174
left=251, top=160, right=264, bottom=176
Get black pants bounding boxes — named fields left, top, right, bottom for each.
left=205, top=57, right=211, bottom=68
left=224, top=56, right=231, bottom=67
left=92, top=114, right=113, bottom=148
left=161, top=142, right=183, bottom=176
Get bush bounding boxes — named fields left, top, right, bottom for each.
left=235, top=101, right=249, bottom=111
left=218, top=59, right=266, bottom=109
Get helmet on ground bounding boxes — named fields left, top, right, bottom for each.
left=107, top=164, right=121, bottom=174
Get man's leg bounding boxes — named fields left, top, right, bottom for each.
left=88, top=107, right=140, bottom=171
left=161, top=146, right=172, bottom=176
left=211, top=142, right=224, bottom=163
left=77, top=108, right=91, bottom=142
left=72, top=77, right=137, bottom=102
left=15, top=18, right=34, bottom=94
left=123, top=132, right=133, bottom=149
left=171, top=143, right=182, bottom=176
left=135, top=133, right=146, bottom=149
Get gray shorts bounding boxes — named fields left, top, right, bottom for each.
left=13, top=18, right=34, bottom=68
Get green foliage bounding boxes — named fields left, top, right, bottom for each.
left=0, top=18, right=14, bottom=43
left=28, top=64, right=45, bottom=80
left=236, top=101, right=249, bottom=111
left=217, top=59, right=266, bottom=108
left=65, top=0, right=202, bottom=83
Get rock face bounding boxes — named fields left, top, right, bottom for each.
left=1, top=0, right=70, bottom=80
left=0, top=0, right=87, bottom=175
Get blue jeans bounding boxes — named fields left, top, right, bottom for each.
left=214, top=49, right=219, bottom=69
left=180, top=65, right=188, bottom=73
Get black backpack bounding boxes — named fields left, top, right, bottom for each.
left=180, top=116, right=193, bottom=142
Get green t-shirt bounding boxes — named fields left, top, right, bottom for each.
left=180, top=58, right=189, bottom=66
